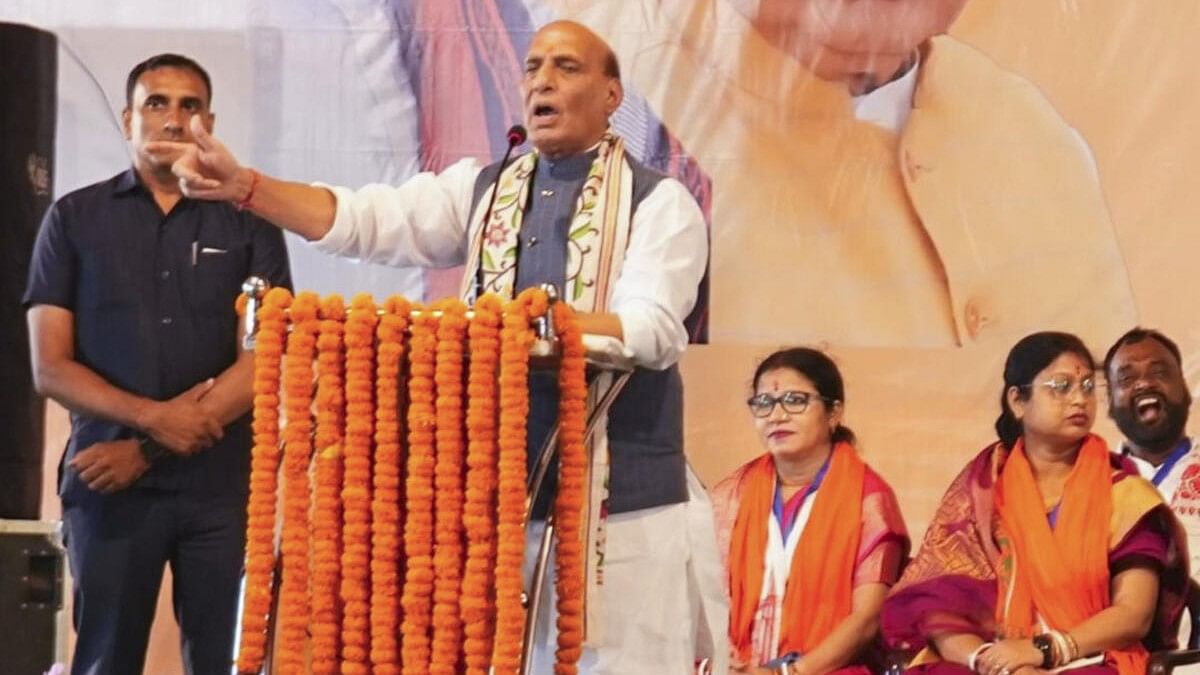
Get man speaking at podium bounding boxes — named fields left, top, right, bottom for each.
left=157, top=20, right=723, bottom=675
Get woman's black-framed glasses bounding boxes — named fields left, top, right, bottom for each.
left=746, top=390, right=830, bottom=418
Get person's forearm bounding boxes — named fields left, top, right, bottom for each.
left=197, top=350, right=255, bottom=426
left=1065, top=604, right=1152, bottom=658
left=578, top=311, right=624, bottom=341
left=795, top=611, right=882, bottom=675
left=33, top=357, right=152, bottom=430
left=930, top=633, right=989, bottom=666
left=233, top=168, right=337, bottom=241
left=1062, top=566, right=1157, bottom=659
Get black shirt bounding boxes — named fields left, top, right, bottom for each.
left=23, top=168, right=292, bottom=504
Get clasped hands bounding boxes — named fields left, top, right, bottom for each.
left=70, top=379, right=224, bottom=494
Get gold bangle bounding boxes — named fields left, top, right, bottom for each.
left=1064, top=631, right=1080, bottom=662
left=1048, top=630, right=1070, bottom=667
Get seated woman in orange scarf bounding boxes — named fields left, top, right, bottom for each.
left=881, top=331, right=1189, bottom=675
left=711, top=348, right=910, bottom=674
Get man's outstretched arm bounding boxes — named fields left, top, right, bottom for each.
left=149, top=116, right=337, bottom=241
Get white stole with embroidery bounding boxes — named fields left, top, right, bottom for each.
left=459, top=133, right=634, bottom=646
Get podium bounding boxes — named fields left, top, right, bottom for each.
left=234, top=280, right=632, bottom=674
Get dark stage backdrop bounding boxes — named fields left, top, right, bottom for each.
left=0, top=23, right=56, bottom=520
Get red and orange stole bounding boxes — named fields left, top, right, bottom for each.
left=995, top=434, right=1159, bottom=675
left=727, top=442, right=866, bottom=663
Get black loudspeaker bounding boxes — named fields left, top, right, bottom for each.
left=0, top=23, right=57, bottom=520
left=0, top=519, right=66, bottom=674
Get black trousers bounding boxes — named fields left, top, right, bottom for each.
left=63, top=489, right=246, bottom=675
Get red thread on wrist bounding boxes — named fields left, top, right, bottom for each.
left=235, top=168, right=261, bottom=211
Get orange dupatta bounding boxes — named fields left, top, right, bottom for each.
left=995, top=434, right=1145, bottom=675
left=727, top=442, right=867, bottom=663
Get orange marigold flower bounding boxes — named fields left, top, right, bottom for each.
left=551, top=301, right=588, bottom=675
left=236, top=287, right=291, bottom=674
left=277, top=292, right=320, bottom=674
left=461, top=294, right=503, bottom=675
left=491, top=288, right=546, bottom=674
left=431, top=299, right=469, bottom=674
left=311, top=295, right=346, bottom=675
left=342, top=294, right=378, bottom=672
left=372, top=295, right=410, bottom=675
left=402, top=307, right=438, bottom=674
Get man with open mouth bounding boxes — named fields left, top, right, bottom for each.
left=155, top=19, right=720, bottom=675
left=1104, top=328, right=1200, bottom=591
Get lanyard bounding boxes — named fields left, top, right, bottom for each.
left=772, top=452, right=832, bottom=541
left=1054, top=438, right=1193, bottom=527
left=1152, top=438, right=1193, bottom=487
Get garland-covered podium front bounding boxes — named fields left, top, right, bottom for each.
left=233, top=279, right=631, bottom=675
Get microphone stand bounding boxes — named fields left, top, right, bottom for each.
left=473, top=125, right=527, bottom=300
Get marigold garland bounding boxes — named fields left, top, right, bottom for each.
left=492, top=288, right=548, bottom=673
left=431, top=299, right=469, bottom=674
left=237, top=285, right=572, bottom=674
left=552, top=301, right=588, bottom=674
left=341, top=294, right=378, bottom=674
left=460, top=294, right=503, bottom=674
left=401, top=307, right=438, bottom=674
left=277, top=292, right=320, bottom=674
left=311, top=295, right=347, bottom=675
left=372, top=295, right=411, bottom=675
left=237, top=286, right=292, bottom=674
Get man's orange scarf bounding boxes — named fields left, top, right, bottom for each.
left=727, top=442, right=866, bottom=663
left=995, top=434, right=1146, bottom=675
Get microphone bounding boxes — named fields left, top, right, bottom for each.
left=473, top=124, right=528, bottom=299
left=506, top=124, right=527, bottom=147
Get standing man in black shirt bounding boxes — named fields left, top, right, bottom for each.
left=23, top=53, right=292, bottom=675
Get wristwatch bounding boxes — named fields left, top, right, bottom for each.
left=762, top=651, right=803, bottom=675
left=1032, top=634, right=1054, bottom=669
left=137, top=436, right=167, bottom=464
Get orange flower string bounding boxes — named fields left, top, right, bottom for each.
left=311, top=294, right=346, bottom=675
left=237, top=286, right=292, bottom=674
left=341, top=294, right=378, bottom=674
left=431, top=299, right=469, bottom=674
left=552, top=302, right=588, bottom=674
left=372, top=295, right=410, bottom=675
left=277, top=292, right=320, bottom=674
left=492, top=288, right=548, bottom=673
left=401, top=307, right=438, bottom=674
left=460, top=294, right=503, bottom=674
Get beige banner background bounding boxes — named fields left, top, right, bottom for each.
left=543, top=0, right=1200, bottom=538
left=27, top=1, right=1200, bottom=671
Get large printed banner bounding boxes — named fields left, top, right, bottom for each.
left=11, top=0, right=1200, bottom=538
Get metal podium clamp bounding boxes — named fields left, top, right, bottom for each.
left=520, top=333, right=634, bottom=675
left=241, top=276, right=270, bottom=352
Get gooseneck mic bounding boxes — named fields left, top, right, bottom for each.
left=473, top=124, right=528, bottom=300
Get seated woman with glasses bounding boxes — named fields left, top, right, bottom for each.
left=711, top=347, right=910, bottom=675
left=881, top=331, right=1188, bottom=675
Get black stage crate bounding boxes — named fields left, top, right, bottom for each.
left=0, top=520, right=66, bottom=674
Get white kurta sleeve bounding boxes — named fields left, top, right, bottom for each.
left=610, top=177, right=708, bottom=370
left=310, top=157, right=483, bottom=268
